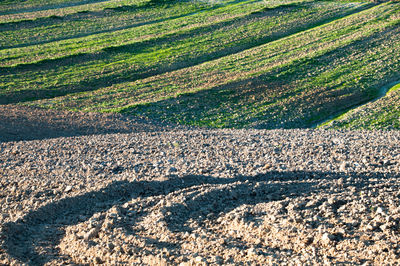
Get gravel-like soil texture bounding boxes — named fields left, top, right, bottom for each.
left=1, top=124, right=400, bottom=265
left=0, top=105, right=183, bottom=142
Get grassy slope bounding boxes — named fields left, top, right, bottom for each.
left=0, top=1, right=219, bottom=48
left=321, top=82, right=400, bottom=130
left=0, top=0, right=370, bottom=104
left=28, top=2, right=400, bottom=129
left=0, top=0, right=224, bottom=61
left=0, top=0, right=109, bottom=13
left=0, top=0, right=145, bottom=22
left=1, top=0, right=399, bottom=129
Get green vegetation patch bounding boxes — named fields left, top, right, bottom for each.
left=0, top=0, right=214, bottom=48
left=321, top=82, right=400, bottom=130
left=26, top=2, right=400, bottom=129
left=1, top=0, right=371, bottom=105
left=2, top=0, right=400, bottom=130
left=0, top=0, right=147, bottom=22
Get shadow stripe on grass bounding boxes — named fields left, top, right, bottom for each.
left=0, top=0, right=111, bottom=16
left=119, top=24, right=400, bottom=129
left=0, top=2, right=374, bottom=104
left=0, top=0, right=229, bottom=49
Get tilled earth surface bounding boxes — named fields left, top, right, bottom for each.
left=1, top=108, right=400, bottom=265
left=0, top=105, right=184, bottom=142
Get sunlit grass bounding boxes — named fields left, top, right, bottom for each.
left=321, top=81, right=400, bottom=130
left=26, top=2, right=400, bottom=129
left=1, top=0, right=399, bottom=130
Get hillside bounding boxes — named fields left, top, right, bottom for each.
left=2, top=1, right=400, bottom=264
left=1, top=0, right=399, bottom=129
left=322, top=82, right=400, bottom=130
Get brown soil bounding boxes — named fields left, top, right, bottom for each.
left=0, top=104, right=182, bottom=142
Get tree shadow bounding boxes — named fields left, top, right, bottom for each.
left=0, top=0, right=110, bottom=16
left=0, top=1, right=373, bottom=104
left=1, top=170, right=390, bottom=264
left=0, top=0, right=236, bottom=49
left=122, top=24, right=400, bottom=129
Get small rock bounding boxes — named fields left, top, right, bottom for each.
left=321, top=232, right=335, bottom=244
left=380, top=223, right=389, bottom=231
left=64, top=185, right=73, bottom=193
left=195, top=256, right=205, bottom=263
left=339, top=161, right=349, bottom=172
left=303, top=236, right=314, bottom=246
left=107, top=242, right=115, bottom=251
left=376, top=207, right=385, bottom=215
left=264, top=164, right=272, bottom=170
left=84, top=227, right=100, bottom=241
left=365, top=224, right=375, bottom=231
left=247, top=247, right=257, bottom=256
left=95, top=256, right=103, bottom=264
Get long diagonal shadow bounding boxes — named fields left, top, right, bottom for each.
left=1, top=1, right=301, bottom=74
left=1, top=0, right=247, bottom=49
left=0, top=2, right=373, bottom=105
left=1, top=175, right=230, bottom=264
left=122, top=23, right=400, bottom=129
left=0, top=0, right=111, bottom=16
left=1, top=170, right=390, bottom=265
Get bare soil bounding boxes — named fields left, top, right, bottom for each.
left=1, top=104, right=400, bottom=265
left=0, top=104, right=181, bottom=142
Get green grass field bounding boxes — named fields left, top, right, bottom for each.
left=1, top=0, right=399, bottom=129
left=321, top=82, right=400, bottom=130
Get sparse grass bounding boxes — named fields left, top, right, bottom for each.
left=0, top=0, right=146, bottom=23
left=0, top=0, right=215, bottom=48
left=321, top=82, right=400, bottom=130
left=25, top=2, right=400, bottom=129
left=1, top=0, right=371, bottom=104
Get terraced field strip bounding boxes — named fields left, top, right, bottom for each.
left=28, top=2, right=400, bottom=128
left=0, top=0, right=370, bottom=105
left=0, top=0, right=262, bottom=65
left=321, top=82, right=400, bottom=130
left=0, top=0, right=221, bottom=48
left=0, top=0, right=110, bottom=14
left=0, top=0, right=144, bottom=23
